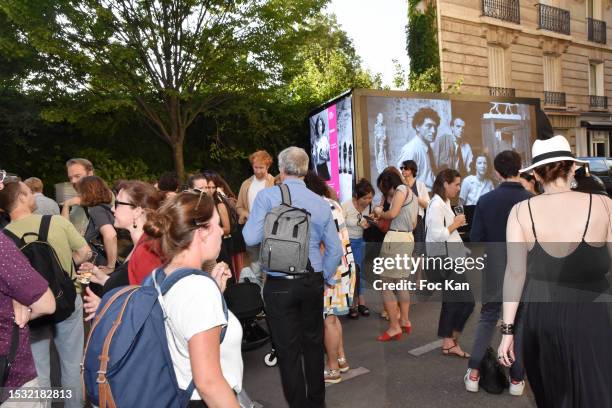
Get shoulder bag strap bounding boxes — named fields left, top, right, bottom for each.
left=279, top=183, right=292, bottom=206
left=424, top=197, right=449, bottom=256
left=8, top=322, right=19, bottom=362
left=1, top=323, right=20, bottom=386
left=2, top=228, right=23, bottom=248
left=39, top=215, right=52, bottom=242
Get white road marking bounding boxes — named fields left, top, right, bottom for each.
left=408, top=339, right=443, bottom=357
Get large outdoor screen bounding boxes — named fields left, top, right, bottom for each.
left=308, top=92, right=355, bottom=203
left=366, top=96, right=537, bottom=205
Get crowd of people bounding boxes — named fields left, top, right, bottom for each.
left=0, top=134, right=611, bottom=408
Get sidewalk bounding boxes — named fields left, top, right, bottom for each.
left=243, top=294, right=537, bottom=408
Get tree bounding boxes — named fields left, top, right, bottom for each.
left=406, top=0, right=441, bottom=92
left=0, top=0, right=332, bottom=179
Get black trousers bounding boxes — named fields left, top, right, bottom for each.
left=263, top=273, right=325, bottom=408
left=437, top=272, right=475, bottom=338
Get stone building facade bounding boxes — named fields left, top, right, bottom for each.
left=435, top=0, right=612, bottom=156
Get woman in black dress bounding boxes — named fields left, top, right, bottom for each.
left=498, top=136, right=612, bottom=407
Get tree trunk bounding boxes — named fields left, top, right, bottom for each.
left=171, top=139, right=185, bottom=182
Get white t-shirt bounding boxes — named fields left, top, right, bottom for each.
left=162, top=275, right=243, bottom=399
left=248, top=176, right=268, bottom=212
left=341, top=200, right=370, bottom=240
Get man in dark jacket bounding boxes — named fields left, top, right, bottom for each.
left=465, top=151, right=533, bottom=396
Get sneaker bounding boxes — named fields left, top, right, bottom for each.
left=338, top=357, right=350, bottom=373
left=509, top=379, right=525, bottom=396
left=464, top=369, right=479, bottom=393
left=324, top=369, right=342, bottom=384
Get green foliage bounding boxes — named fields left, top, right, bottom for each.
left=0, top=0, right=336, bottom=178
left=74, top=148, right=154, bottom=185
left=406, top=0, right=440, bottom=92
left=409, top=66, right=441, bottom=93
left=0, top=3, right=379, bottom=192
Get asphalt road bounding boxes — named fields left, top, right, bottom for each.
left=243, top=292, right=537, bottom=408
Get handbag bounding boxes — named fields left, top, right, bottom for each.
left=363, top=203, right=386, bottom=242
left=0, top=323, right=19, bottom=387
left=479, top=347, right=510, bottom=394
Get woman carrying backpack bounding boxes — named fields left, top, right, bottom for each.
left=144, top=191, right=242, bottom=407
left=76, top=176, right=118, bottom=271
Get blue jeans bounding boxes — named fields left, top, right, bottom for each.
left=468, top=302, right=525, bottom=381
left=349, top=238, right=366, bottom=296
left=30, top=296, right=84, bottom=408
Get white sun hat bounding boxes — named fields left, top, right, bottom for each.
left=519, top=135, right=588, bottom=173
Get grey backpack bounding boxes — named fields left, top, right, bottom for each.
left=260, top=184, right=311, bottom=274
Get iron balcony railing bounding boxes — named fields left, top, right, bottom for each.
left=537, top=3, right=570, bottom=35
left=544, top=91, right=566, bottom=107
left=482, top=0, right=521, bottom=24
left=587, top=18, right=606, bottom=44
left=590, top=95, right=608, bottom=110
left=489, top=87, right=516, bottom=97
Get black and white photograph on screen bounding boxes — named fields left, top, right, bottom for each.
left=336, top=96, right=354, bottom=202
left=366, top=96, right=534, bottom=204
left=310, top=112, right=331, bottom=181
left=367, top=97, right=452, bottom=193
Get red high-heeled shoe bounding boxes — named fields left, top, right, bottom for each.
left=377, top=331, right=402, bottom=342
left=401, top=325, right=412, bottom=335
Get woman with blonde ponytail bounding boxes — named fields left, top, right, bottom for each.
left=143, top=191, right=243, bottom=408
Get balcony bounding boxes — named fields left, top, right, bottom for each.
left=587, top=18, right=607, bottom=44
left=482, top=0, right=521, bottom=24
left=590, top=95, right=608, bottom=110
left=489, top=87, right=516, bottom=97
left=537, top=4, right=570, bottom=35
left=544, top=91, right=566, bottom=107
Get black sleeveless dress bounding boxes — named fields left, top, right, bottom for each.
left=522, top=194, right=612, bottom=408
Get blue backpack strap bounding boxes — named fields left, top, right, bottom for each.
left=152, top=267, right=229, bottom=342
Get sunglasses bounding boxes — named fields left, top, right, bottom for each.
left=114, top=200, right=136, bottom=209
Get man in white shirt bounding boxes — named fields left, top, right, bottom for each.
left=236, top=150, right=276, bottom=287
left=435, top=117, right=474, bottom=175
left=396, top=107, right=441, bottom=190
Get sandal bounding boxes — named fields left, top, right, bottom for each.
left=348, top=307, right=359, bottom=319
left=442, top=340, right=470, bottom=359
left=324, top=369, right=342, bottom=384
left=337, top=357, right=350, bottom=373
left=357, top=305, right=370, bottom=317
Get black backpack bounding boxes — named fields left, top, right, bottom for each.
left=3, top=215, right=76, bottom=326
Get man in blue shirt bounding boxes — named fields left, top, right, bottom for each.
left=465, top=150, right=533, bottom=396
left=243, top=146, right=342, bottom=408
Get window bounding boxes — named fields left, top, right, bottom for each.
left=589, top=61, right=604, bottom=96
left=488, top=45, right=510, bottom=88
left=543, top=55, right=562, bottom=92
left=589, top=131, right=610, bottom=157
left=587, top=0, right=602, bottom=20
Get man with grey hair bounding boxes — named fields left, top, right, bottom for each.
left=243, top=146, right=343, bottom=408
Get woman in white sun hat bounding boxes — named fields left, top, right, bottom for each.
left=497, top=135, right=612, bottom=407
